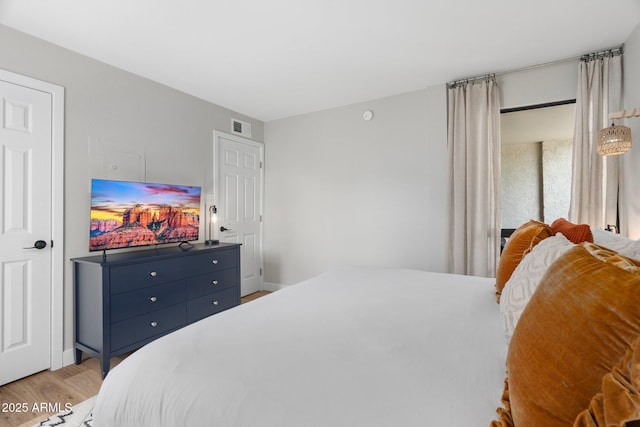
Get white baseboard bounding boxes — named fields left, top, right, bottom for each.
left=62, top=348, right=76, bottom=368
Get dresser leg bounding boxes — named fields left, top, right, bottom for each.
left=101, top=357, right=110, bottom=379
left=74, top=348, right=82, bottom=365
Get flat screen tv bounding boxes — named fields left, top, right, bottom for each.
left=89, top=179, right=201, bottom=252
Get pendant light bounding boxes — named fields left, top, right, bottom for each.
left=597, top=123, right=631, bottom=155
left=597, top=108, right=640, bottom=156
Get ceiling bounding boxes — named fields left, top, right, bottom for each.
left=1, top=1, right=639, bottom=122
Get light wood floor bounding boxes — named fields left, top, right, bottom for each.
left=0, top=290, right=271, bottom=427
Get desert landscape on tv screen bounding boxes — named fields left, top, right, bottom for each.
left=90, top=180, right=201, bottom=251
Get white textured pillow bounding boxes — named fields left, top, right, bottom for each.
left=591, top=228, right=640, bottom=260
left=499, top=233, right=575, bottom=341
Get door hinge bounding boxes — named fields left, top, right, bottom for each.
left=259, top=214, right=262, bottom=222
left=51, top=240, right=54, bottom=248
left=259, top=268, right=263, bottom=276
left=260, top=161, right=263, bottom=169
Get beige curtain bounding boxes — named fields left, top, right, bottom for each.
left=448, top=76, right=501, bottom=277
left=569, top=51, right=623, bottom=228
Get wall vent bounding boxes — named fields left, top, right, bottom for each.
left=231, top=118, right=251, bottom=138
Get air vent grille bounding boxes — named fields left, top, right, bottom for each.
left=231, top=118, right=251, bottom=138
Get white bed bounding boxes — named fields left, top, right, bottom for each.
left=93, top=267, right=508, bottom=427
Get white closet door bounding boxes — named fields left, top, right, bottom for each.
left=0, top=79, right=53, bottom=385
left=216, top=132, right=264, bottom=296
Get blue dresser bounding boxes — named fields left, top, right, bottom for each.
left=72, top=243, right=241, bottom=378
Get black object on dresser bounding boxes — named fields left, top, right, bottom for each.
left=72, top=243, right=241, bottom=378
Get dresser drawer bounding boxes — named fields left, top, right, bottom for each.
left=110, top=258, right=185, bottom=294
left=186, top=268, right=237, bottom=299
left=187, top=287, right=238, bottom=323
left=73, top=243, right=241, bottom=378
left=111, top=280, right=187, bottom=323
left=186, top=249, right=238, bottom=276
left=111, top=304, right=186, bottom=351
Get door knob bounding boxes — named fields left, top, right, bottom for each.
left=220, top=226, right=231, bottom=232
left=24, top=240, right=47, bottom=249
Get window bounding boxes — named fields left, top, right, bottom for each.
left=500, top=101, right=576, bottom=228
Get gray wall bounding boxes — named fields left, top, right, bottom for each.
left=621, top=22, right=640, bottom=238
left=264, top=87, right=448, bottom=285
left=497, top=60, right=578, bottom=109
left=0, top=24, right=263, bottom=351
left=264, top=59, right=580, bottom=286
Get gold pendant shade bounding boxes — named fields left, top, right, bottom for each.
left=597, top=124, right=632, bottom=156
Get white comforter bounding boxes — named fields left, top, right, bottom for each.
left=93, top=268, right=507, bottom=427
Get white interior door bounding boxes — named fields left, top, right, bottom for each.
left=215, top=132, right=263, bottom=296
left=0, top=79, right=53, bottom=385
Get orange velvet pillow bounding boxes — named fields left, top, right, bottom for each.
left=495, top=220, right=553, bottom=301
left=573, top=338, right=640, bottom=426
left=551, top=217, right=594, bottom=244
left=494, top=243, right=640, bottom=427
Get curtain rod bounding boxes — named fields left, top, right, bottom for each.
left=580, top=46, right=623, bottom=61
left=448, top=74, right=496, bottom=89
left=447, top=45, right=624, bottom=88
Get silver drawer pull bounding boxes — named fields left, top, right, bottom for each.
left=150, top=321, right=158, bottom=327
left=149, top=296, right=157, bottom=302
left=212, top=280, right=218, bottom=285
left=150, top=271, right=157, bottom=277
left=212, top=300, right=219, bottom=306
left=211, top=259, right=218, bottom=265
